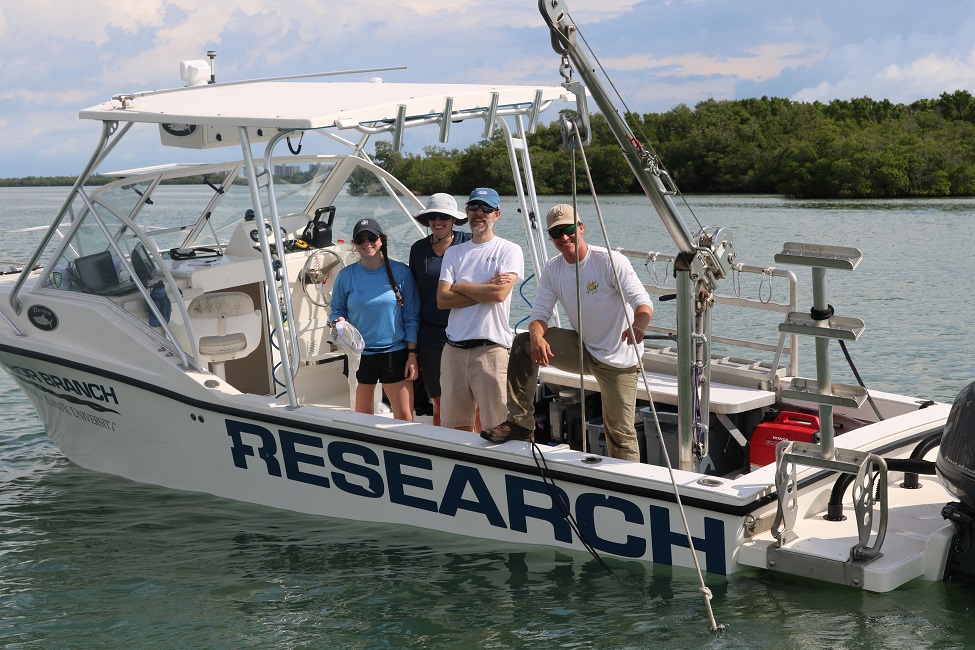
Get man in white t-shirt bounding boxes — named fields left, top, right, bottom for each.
left=481, top=204, right=653, bottom=460
left=437, top=188, right=525, bottom=431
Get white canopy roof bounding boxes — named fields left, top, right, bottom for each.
left=79, top=80, right=573, bottom=131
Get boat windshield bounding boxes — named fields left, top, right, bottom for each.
left=189, top=161, right=342, bottom=250
left=79, top=156, right=422, bottom=254
left=39, top=208, right=157, bottom=299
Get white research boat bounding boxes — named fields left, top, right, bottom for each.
left=2, top=0, right=974, bottom=607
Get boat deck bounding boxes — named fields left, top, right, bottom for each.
left=737, top=470, right=955, bottom=591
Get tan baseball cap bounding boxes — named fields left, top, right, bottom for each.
left=546, top=204, right=578, bottom=229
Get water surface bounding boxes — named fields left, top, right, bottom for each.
left=1, top=188, right=973, bottom=648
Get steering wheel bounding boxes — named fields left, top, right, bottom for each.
left=301, top=248, right=346, bottom=307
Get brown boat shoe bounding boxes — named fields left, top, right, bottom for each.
left=480, top=421, right=535, bottom=444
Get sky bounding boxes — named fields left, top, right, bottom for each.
left=2, top=0, right=975, bottom=179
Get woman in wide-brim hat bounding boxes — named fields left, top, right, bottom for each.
left=408, top=194, right=472, bottom=425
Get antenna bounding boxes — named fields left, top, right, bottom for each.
left=207, top=50, right=216, bottom=84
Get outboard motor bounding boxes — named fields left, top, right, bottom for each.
left=937, top=380, right=975, bottom=582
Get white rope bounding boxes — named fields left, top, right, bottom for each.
left=570, top=121, right=721, bottom=633
left=570, top=151, right=588, bottom=449
left=760, top=267, right=774, bottom=304
left=644, top=253, right=659, bottom=285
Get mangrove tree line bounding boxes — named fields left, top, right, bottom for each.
left=371, top=90, right=975, bottom=199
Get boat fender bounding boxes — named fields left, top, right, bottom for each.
left=148, top=281, right=172, bottom=327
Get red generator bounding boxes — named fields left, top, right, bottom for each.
left=749, top=411, right=821, bottom=471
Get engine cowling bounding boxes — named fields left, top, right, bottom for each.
left=937, top=380, right=975, bottom=508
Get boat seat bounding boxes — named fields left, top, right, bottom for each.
left=187, top=292, right=262, bottom=380
left=538, top=365, right=776, bottom=414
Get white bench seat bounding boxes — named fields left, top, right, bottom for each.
left=538, top=366, right=776, bottom=414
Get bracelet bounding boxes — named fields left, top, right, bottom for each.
left=407, top=350, right=417, bottom=354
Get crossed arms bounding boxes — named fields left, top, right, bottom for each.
left=436, top=273, right=516, bottom=309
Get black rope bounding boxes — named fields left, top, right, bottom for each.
left=287, top=133, right=303, bottom=155
left=528, top=441, right=655, bottom=596
left=838, top=339, right=884, bottom=421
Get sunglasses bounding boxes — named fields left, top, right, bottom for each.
left=353, top=232, right=380, bottom=245
left=428, top=213, right=454, bottom=221
left=548, top=224, right=577, bottom=239
left=466, top=203, right=498, bottom=214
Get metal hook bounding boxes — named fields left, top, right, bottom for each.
left=559, top=53, right=573, bottom=83
left=644, top=253, right=659, bottom=285
left=759, top=267, right=774, bottom=304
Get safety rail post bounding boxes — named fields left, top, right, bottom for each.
left=240, top=127, right=298, bottom=408
left=10, top=121, right=114, bottom=316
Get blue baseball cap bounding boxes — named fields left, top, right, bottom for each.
left=467, top=188, right=500, bottom=209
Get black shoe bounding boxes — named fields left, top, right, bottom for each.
left=480, top=421, right=534, bottom=443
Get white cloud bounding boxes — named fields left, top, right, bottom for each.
left=4, top=1, right=975, bottom=177
left=0, top=88, right=90, bottom=105
left=794, top=46, right=975, bottom=104
left=879, top=49, right=975, bottom=94
left=605, top=43, right=827, bottom=82
left=623, top=77, right=740, bottom=110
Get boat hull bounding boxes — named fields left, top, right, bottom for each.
left=0, top=348, right=743, bottom=576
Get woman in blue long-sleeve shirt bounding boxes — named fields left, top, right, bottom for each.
left=330, top=218, right=419, bottom=420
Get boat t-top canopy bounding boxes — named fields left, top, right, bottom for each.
left=79, top=80, right=574, bottom=148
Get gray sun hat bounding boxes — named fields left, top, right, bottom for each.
left=413, top=193, right=468, bottom=227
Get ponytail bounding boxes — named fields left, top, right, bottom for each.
left=379, top=233, right=404, bottom=307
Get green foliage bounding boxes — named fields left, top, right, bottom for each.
left=10, top=91, right=975, bottom=198
left=0, top=175, right=111, bottom=187
left=368, top=90, right=975, bottom=198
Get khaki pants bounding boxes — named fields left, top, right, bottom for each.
left=440, top=344, right=509, bottom=429
left=506, top=328, right=640, bottom=462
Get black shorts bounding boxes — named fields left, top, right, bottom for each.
left=356, top=348, right=410, bottom=385
left=417, top=344, right=445, bottom=398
